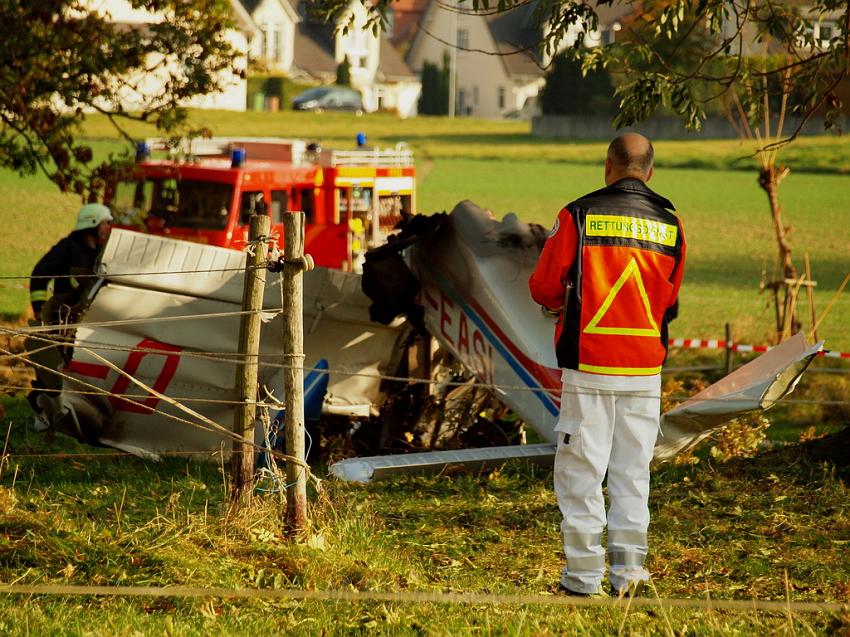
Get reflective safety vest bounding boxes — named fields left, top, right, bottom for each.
left=529, top=178, right=686, bottom=376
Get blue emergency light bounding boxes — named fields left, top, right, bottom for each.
left=231, top=148, right=247, bottom=168
left=356, top=132, right=367, bottom=147
left=135, top=141, right=151, bottom=161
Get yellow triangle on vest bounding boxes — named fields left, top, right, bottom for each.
left=583, top=258, right=660, bottom=337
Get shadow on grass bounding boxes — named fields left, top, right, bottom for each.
left=682, top=255, right=850, bottom=291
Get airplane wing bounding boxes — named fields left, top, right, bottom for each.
left=656, top=332, right=823, bottom=461
left=58, top=229, right=406, bottom=456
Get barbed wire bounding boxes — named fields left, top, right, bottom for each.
left=2, top=336, right=848, bottom=378
left=4, top=329, right=849, bottom=407
left=0, top=384, right=285, bottom=409
left=0, top=343, right=318, bottom=487
left=0, top=266, right=261, bottom=281
left=0, top=310, right=283, bottom=335
left=4, top=380, right=850, bottom=409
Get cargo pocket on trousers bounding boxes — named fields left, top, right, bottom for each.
left=555, top=417, right=582, bottom=436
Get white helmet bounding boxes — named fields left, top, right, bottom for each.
left=75, top=203, right=113, bottom=231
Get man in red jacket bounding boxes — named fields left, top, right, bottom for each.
left=529, top=133, right=686, bottom=596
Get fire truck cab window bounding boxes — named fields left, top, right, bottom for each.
left=270, top=190, right=289, bottom=225
left=147, top=179, right=232, bottom=230
left=239, top=191, right=267, bottom=225
left=111, top=179, right=154, bottom=225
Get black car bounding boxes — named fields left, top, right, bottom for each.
left=292, top=86, right=363, bottom=114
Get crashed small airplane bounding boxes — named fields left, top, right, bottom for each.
left=24, top=201, right=822, bottom=478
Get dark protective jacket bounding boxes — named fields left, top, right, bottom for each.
left=529, top=178, right=686, bottom=376
left=30, top=231, right=100, bottom=318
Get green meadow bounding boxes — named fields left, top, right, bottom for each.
left=2, top=111, right=847, bottom=349
left=0, top=390, right=848, bottom=635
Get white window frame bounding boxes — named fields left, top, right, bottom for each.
left=262, top=23, right=282, bottom=62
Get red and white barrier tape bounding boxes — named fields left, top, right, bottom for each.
left=669, top=338, right=850, bottom=359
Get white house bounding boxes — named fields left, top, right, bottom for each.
left=81, top=0, right=258, bottom=111
left=406, top=1, right=545, bottom=118
left=242, top=0, right=300, bottom=72
left=239, top=0, right=422, bottom=117
left=406, top=1, right=633, bottom=118
left=721, top=2, right=844, bottom=56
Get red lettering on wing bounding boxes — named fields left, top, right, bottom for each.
left=65, top=360, right=109, bottom=379
left=109, top=338, right=183, bottom=414
left=457, top=313, right=470, bottom=356
left=472, top=331, right=487, bottom=383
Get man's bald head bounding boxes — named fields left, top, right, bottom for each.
left=605, top=133, right=654, bottom=185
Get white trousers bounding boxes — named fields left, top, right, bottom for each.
left=554, top=376, right=660, bottom=594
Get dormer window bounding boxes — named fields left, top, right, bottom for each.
left=799, top=18, right=840, bottom=49
left=262, top=23, right=282, bottom=62
left=817, top=21, right=836, bottom=45
left=342, top=28, right=369, bottom=68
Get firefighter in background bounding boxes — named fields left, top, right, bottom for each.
left=529, top=133, right=686, bottom=597
left=28, top=203, right=113, bottom=431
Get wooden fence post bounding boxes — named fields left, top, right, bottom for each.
left=282, top=212, right=307, bottom=533
left=231, top=214, right=270, bottom=505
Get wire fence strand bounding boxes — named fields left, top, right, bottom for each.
left=1, top=266, right=257, bottom=281
left=0, top=343, right=317, bottom=485
left=3, top=328, right=850, bottom=407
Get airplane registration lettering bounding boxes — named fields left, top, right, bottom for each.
left=109, top=338, right=183, bottom=414
left=437, top=290, right=494, bottom=384
left=457, top=313, right=470, bottom=354
left=472, top=330, right=494, bottom=385
left=67, top=339, right=184, bottom=415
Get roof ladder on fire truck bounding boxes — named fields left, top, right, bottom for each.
left=318, top=143, right=414, bottom=168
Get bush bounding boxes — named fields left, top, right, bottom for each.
left=246, top=75, right=315, bottom=111
left=336, top=57, right=352, bottom=87
left=418, top=52, right=450, bottom=116
left=540, top=54, right=616, bottom=116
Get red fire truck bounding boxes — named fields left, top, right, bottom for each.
left=105, top=137, right=416, bottom=271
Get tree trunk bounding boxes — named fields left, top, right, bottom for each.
left=758, top=166, right=801, bottom=337
left=758, top=166, right=797, bottom=280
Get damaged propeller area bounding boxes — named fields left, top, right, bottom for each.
left=23, top=201, right=822, bottom=479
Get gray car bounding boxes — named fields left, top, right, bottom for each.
left=292, top=86, right=363, bottom=114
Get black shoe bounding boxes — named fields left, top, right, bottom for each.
left=558, top=583, right=595, bottom=597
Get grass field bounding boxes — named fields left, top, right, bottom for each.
left=0, top=395, right=848, bottom=635
left=419, top=158, right=850, bottom=350
left=3, top=111, right=847, bottom=348
left=79, top=110, right=850, bottom=173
